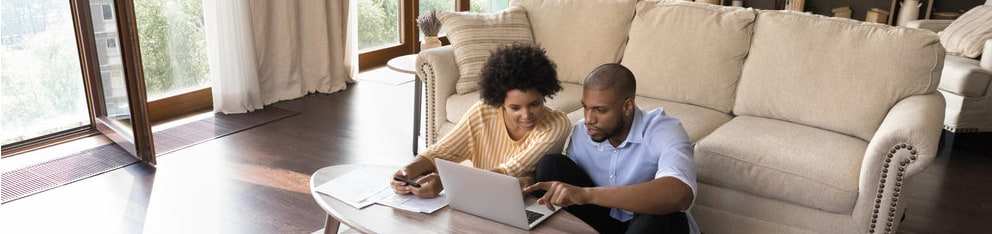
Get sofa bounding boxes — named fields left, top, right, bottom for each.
left=907, top=3, right=992, bottom=134
left=415, top=0, right=946, bottom=233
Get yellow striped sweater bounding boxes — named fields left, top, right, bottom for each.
left=421, top=101, right=572, bottom=177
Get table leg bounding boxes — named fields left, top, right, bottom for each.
left=324, top=214, right=340, bottom=234
left=412, top=75, right=422, bottom=156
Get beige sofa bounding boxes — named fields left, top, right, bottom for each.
left=415, top=1, right=946, bottom=233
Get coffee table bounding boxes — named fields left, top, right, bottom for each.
left=310, top=164, right=596, bottom=233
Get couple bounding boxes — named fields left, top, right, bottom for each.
left=391, top=44, right=698, bottom=234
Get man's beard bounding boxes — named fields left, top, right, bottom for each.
left=589, top=120, right=622, bottom=143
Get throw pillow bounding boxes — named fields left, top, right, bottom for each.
left=939, top=5, right=992, bottom=58
left=438, top=7, right=534, bottom=94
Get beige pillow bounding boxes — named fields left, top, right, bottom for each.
left=938, top=5, right=992, bottom=58
left=622, top=1, right=755, bottom=114
left=510, top=0, right=636, bottom=84
left=438, top=7, right=534, bottom=94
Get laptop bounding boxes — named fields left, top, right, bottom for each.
left=434, top=159, right=558, bottom=230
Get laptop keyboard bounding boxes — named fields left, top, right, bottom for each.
left=526, top=210, right=545, bottom=224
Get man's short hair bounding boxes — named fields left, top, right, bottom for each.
left=479, top=43, right=562, bottom=107
left=584, top=63, right=636, bottom=99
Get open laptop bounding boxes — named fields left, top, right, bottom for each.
left=435, top=159, right=558, bottom=230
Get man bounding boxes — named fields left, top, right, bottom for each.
left=524, top=63, right=698, bottom=234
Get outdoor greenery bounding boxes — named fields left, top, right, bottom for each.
left=0, top=0, right=209, bottom=145
left=134, top=0, right=209, bottom=99
left=1, top=0, right=89, bottom=145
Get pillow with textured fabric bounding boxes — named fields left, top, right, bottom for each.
left=938, top=5, right=992, bottom=58
left=438, top=7, right=534, bottom=94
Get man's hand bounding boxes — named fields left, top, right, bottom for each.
left=523, top=181, right=592, bottom=211
left=410, top=173, right=443, bottom=199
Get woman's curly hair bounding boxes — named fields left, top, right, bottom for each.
left=478, top=43, right=562, bottom=107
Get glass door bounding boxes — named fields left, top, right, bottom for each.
left=77, top=0, right=156, bottom=164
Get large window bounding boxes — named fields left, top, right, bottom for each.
left=134, top=0, right=210, bottom=100
left=1, top=0, right=91, bottom=145
left=358, top=0, right=400, bottom=51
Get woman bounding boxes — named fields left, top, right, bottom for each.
left=391, top=44, right=571, bottom=198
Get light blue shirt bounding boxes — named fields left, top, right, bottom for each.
left=566, top=106, right=698, bottom=232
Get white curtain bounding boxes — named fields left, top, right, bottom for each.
left=204, top=0, right=263, bottom=114
left=203, top=0, right=357, bottom=114
left=248, top=0, right=357, bottom=105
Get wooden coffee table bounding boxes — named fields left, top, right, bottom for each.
left=310, top=164, right=596, bottom=233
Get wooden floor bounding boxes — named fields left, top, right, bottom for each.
left=1, top=67, right=989, bottom=234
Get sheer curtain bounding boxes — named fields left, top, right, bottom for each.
left=203, top=0, right=356, bottom=114
left=248, top=0, right=357, bottom=105
left=204, top=0, right=262, bottom=114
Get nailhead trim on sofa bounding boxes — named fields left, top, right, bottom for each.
left=868, top=143, right=918, bottom=234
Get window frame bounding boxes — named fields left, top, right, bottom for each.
left=358, top=0, right=467, bottom=70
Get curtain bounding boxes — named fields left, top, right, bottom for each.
left=248, top=0, right=357, bottom=105
left=204, top=0, right=263, bottom=114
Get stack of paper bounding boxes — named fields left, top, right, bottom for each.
left=314, top=166, right=395, bottom=208
left=315, top=166, right=449, bottom=213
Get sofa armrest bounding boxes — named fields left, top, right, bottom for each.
left=982, top=39, right=992, bottom=70
left=853, top=93, right=945, bottom=233
left=416, top=46, right=459, bottom=145
left=906, top=19, right=955, bottom=32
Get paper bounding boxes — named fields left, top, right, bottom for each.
left=315, top=166, right=396, bottom=209
left=315, top=166, right=449, bottom=213
left=370, top=189, right=448, bottom=213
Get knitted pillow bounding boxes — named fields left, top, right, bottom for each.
left=939, top=5, right=992, bottom=58
left=438, top=7, right=534, bottom=94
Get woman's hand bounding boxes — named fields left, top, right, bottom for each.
left=410, top=173, right=443, bottom=199
left=391, top=168, right=414, bottom=195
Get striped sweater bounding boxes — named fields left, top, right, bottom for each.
left=421, top=101, right=572, bottom=177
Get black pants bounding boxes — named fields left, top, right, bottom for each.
left=532, top=154, right=690, bottom=234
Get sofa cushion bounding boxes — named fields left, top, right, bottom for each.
left=694, top=116, right=868, bottom=213
left=622, top=1, right=755, bottom=114
left=446, top=82, right=584, bottom=123
left=938, top=5, right=992, bottom=58
left=437, top=7, right=534, bottom=94
left=637, top=97, right=732, bottom=143
left=940, top=55, right=992, bottom=97
left=510, top=0, right=635, bottom=84
left=735, top=10, right=944, bottom=141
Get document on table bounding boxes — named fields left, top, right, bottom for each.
left=314, top=166, right=395, bottom=209
left=368, top=188, right=448, bottom=213
left=315, top=166, right=448, bottom=213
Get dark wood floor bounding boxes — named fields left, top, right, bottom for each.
left=1, top=67, right=989, bottom=234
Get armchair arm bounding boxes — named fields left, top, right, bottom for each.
left=416, top=46, right=460, bottom=145
left=853, top=93, right=945, bottom=233
left=983, top=39, right=992, bottom=70
left=906, top=19, right=955, bottom=33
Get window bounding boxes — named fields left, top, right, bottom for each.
left=1, top=0, right=91, bottom=145
left=134, top=0, right=210, bottom=100
left=470, top=0, right=509, bottom=13
left=106, top=38, right=119, bottom=55
left=358, top=0, right=401, bottom=51
left=419, top=0, right=455, bottom=38
left=102, top=4, right=114, bottom=21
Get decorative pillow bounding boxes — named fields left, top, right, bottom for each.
left=510, top=0, right=636, bottom=84
left=938, top=5, right=992, bottom=58
left=438, top=7, right=534, bottom=94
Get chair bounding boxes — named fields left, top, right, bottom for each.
left=907, top=5, right=992, bottom=135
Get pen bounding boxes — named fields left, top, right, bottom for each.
left=393, top=176, right=422, bottom=188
